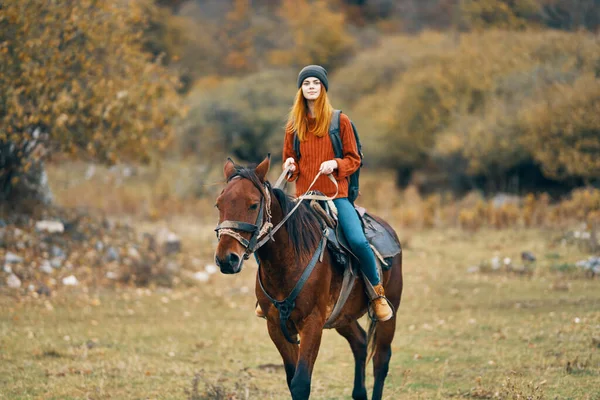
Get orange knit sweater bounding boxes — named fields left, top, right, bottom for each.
left=282, top=113, right=361, bottom=199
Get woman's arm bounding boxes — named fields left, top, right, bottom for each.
left=282, top=127, right=299, bottom=182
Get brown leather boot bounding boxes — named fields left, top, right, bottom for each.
left=255, top=302, right=266, bottom=318
left=372, top=284, right=393, bottom=322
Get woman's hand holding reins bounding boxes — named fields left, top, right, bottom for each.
left=283, top=157, right=296, bottom=172
left=319, top=160, right=338, bottom=175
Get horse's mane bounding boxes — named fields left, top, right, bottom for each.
left=271, top=188, right=322, bottom=257
left=229, top=165, right=322, bottom=257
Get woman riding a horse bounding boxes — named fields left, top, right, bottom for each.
left=259, top=64, right=393, bottom=321
left=214, top=65, right=403, bottom=400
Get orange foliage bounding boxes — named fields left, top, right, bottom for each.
left=0, top=0, right=183, bottom=165
left=269, top=0, right=355, bottom=69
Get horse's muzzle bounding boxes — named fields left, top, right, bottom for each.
left=215, top=252, right=242, bottom=274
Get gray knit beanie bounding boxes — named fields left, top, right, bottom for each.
left=297, top=65, right=328, bottom=91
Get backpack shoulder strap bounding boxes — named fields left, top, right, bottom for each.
left=329, top=110, right=343, bottom=159
left=293, top=132, right=300, bottom=159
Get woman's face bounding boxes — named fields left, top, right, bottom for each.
left=301, top=77, right=322, bottom=101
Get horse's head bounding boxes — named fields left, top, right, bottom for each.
left=214, top=155, right=271, bottom=274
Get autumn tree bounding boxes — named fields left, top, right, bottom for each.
left=539, top=0, right=600, bottom=31
left=217, top=0, right=257, bottom=75
left=268, top=0, right=355, bottom=70
left=180, top=69, right=294, bottom=164
left=0, top=0, right=183, bottom=205
left=459, top=0, right=542, bottom=30
left=520, top=75, right=600, bottom=183
left=339, top=30, right=600, bottom=191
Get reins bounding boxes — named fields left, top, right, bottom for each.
left=216, top=167, right=338, bottom=257
left=253, top=167, right=337, bottom=250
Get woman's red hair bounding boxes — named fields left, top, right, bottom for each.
left=287, top=87, right=333, bottom=141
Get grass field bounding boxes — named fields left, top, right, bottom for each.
left=1, top=227, right=599, bottom=399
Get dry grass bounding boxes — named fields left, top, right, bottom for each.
left=1, top=226, right=599, bottom=399
left=5, top=162, right=594, bottom=398
left=46, top=161, right=221, bottom=223
left=47, top=161, right=600, bottom=237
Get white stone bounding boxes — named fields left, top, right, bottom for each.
left=40, top=260, right=53, bottom=274
left=85, top=165, right=96, bottom=180
left=35, top=220, right=64, bottom=233
left=127, top=247, right=141, bottom=260
left=193, top=271, right=209, bottom=282
left=62, top=275, right=79, bottom=286
left=5, top=252, right=23, bottom=264
left=204, top=264, right=218, bottom=275
left=106, top=271, right=119, bottom=280
left=6, top=274, right=21, bottom=288
left=156, top=228, right=181, bottom=254
left=50, top=258, right=62, bottom=269
left=491, top=256, right=501, bottom=270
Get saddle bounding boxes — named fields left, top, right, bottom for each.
left=309, top=199, right=401, bottom=271
left=308, top=197, right=401, bottom=328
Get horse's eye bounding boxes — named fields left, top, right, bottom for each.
left=249, top=203, right=259, bottom=210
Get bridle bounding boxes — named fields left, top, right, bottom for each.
left=214, top=175, right=273, bottom=260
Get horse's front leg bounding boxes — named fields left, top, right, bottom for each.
left=267, top=320, right=299, bottom=390
left=336, top=321, right=368, bottom=400
left=289, top=313, right=325, bottom=400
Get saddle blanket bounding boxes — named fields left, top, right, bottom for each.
left=362, top=212, right=401, bottom=262
left=320, top=202, right=401, bottom=270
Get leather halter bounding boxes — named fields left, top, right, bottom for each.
left=214, top=176, right=272, bottom=260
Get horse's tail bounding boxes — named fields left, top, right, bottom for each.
left=366, top=316, right=377, bottom=364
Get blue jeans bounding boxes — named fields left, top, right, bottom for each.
left=333, top=198, right=380, bottom=285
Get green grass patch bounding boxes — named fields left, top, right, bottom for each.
left=1, top=228, right=599, bottom=399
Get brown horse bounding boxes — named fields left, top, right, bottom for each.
left=214, top=156, right=403, bottom=400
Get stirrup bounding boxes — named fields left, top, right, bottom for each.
left=255, top=301, right=266, bottom=319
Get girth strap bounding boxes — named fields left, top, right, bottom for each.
left=323, top=259, right=357, bottom=329
left=258, top=234, right=327, bottom=344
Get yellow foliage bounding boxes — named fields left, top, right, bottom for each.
left=460, top=0, right=541, bottom=30
left=0, top=0, right=183, bottom=165
left=520, top=75, right=600, bottom=181
left=270, top=0, right=355, bottom=70
left=218, top=0, right=257, bottom=75
left=341, top=28, right=599, bottom=186
left=423, top=194, right=441, bottom=228
left=459, top=209, right=483, bottom=231
left=384, top=184, right=600, bottom=232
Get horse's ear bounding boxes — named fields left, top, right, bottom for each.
left=255, top=154, right=271, bottom=182
left=224, top=158, right=236, bottom=180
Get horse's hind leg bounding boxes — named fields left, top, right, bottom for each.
left=336, top=321, right=368, bottom=400
left=267, top=321, right=299, bottom=390
left=371, top=317, right=396, bottom=400
left=373, top=256, right=402, bottom=400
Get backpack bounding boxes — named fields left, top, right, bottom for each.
left=293, top=110, right=363, bottom=204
